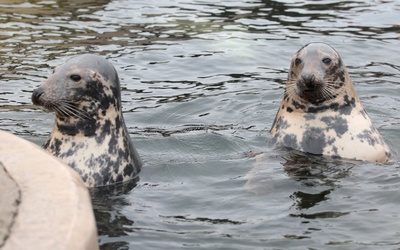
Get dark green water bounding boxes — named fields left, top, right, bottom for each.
left=1, top=0, right=400, bottom=249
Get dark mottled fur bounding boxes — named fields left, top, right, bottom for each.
left=32, top=54, right=142, bottom=187
left=270, top=43, right=391, bottom=162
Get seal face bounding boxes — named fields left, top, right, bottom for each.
left=270, top=42, right=391, bottom=162
left=32, top=54, right=142, bottom=187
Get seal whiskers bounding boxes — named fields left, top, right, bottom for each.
left=52, top=101, right=90, bottom=119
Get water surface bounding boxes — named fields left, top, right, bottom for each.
left=1, top=0, right=400, bottom=249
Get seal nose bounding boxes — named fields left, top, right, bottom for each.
left=300, top=74, right=316, bottom=88
left=32, top=87, right=45, bottom=105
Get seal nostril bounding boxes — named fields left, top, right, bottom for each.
left=301, top=74, right=315, bottom=88
left=32, top=88, right=45, bottom=105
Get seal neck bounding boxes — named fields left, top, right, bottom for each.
left=54, top=106, right=122, bottom=137
left=283, top=89, right=359, bottom=115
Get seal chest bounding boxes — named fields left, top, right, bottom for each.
left=32, top=54, right=142, bottom=187
left=270, top=42, right=391, bottom=162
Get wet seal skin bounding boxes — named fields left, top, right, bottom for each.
left=32, top=54, right=142, bottom=187
left=270, top=42, right=391, bottom=162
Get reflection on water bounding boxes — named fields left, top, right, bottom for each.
left=1, top=0, right=400, bottom=249
left=282, top=153, right=354, bottom=216
left=90, top=180, right=138, bottom=250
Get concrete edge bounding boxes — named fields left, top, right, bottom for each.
left=0, top=130, right=99, bottom=250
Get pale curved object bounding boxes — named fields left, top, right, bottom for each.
left=0, top=130, right=98, bottom=250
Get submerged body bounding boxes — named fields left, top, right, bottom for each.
left=271, top=42, right=391, bottom=162
left=32, top=54, right=142, bottom=187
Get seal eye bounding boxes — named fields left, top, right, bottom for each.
left=322, top=57, right=332, bottom=65
left=295, top=58, right=302, bottom=66
left=70, top=74, right=81, bottom=82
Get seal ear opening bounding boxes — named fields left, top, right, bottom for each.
left=89, top=70, right=98, bottom=80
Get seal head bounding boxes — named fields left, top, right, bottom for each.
left=32, top=54, right=142, bottom=187
left=270, top=42, right=391, bottom=162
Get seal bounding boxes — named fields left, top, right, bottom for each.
left=270, top=42, right=391, bottom=162
left=31, top=54, right=142, bottom=187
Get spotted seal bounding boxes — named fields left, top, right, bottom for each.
left=270, top=42, right=391, bottom=162
left=31, top=54, right=142, bottom=187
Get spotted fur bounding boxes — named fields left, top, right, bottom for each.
left=270, top=43, right=391, bottom=162
left=32, top=54, right=142, bottom=187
